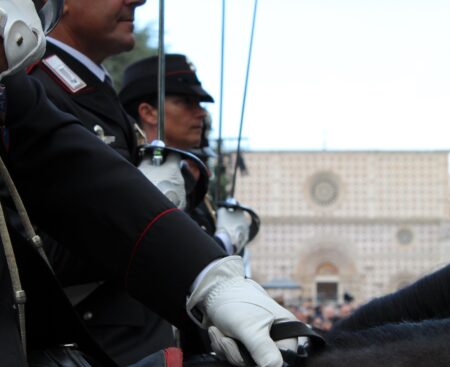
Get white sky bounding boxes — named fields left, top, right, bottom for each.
left=135, top=0, right=450, bottom=152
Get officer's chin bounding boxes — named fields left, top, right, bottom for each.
left=114, top=36, right=136, bottom=55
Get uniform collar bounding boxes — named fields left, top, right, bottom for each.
left=46, top=37, right=111, bottom=83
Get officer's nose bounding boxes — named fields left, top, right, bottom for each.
left=195, top=105, right=207, bottom=119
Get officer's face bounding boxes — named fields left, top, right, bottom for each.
left=53, top=0, right=145, bottom=63
left=164, top=96, right=207, bottom=150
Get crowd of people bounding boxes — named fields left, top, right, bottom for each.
left=288, top=300, right=355, bottom=332
left=269, top=296, right=356, bottom=333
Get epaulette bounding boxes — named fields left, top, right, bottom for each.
left=39, top=54, right=88, bottom=94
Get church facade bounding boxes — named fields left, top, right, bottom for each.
left=232, top=151, right=450, bottom=304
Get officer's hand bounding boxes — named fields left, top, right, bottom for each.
left=187, top=256, right=298, bottom=367
left=138, top=152, right=187, bottom=210
left=215, top=207, right=250, bottom=254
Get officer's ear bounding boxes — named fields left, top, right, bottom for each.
left=61, top=0, right=73, bottom=15
left=138, top=102, right=158, bottom=129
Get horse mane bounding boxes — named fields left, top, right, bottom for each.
left=303, top=265, right=450, bottom=367
left=305, top=318, right=450, bottom=367
left=330, top=264, right=450, bottom=334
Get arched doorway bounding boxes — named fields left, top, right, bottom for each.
left=295, top=246, right=357, bottom=303
left=315, top=262, right=339, bottom=303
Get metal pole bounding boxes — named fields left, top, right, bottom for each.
left=230, top=0, right=258, bottom=197
left=157, top=0, right=165, bottom=142
left=215, top=0, right=226, bottom=201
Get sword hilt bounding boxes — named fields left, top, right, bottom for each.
left=138, top=142, right=210, bottom=211
left=216, top=197, right=261, bottom=242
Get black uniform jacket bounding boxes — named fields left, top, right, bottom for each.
left=26, top=44, right=179, bottom=364
left=0, top=213, right=118, bottom=367
left=0, top=238, right=28, bottom=367
left=1, top=73, right=226, bottom=364
left=29, top=42, right=137, bottom=162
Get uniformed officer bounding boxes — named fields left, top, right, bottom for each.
left=25, top=0, right=176, bottom=364
left=28, top=0, right=143, bottom=162
left=0, top=1, right=116, bottom=365
left=119, top=54, right=254, bottom=258
left=21, top=1, right=277, bottom=366
left=0, top=3, right=301, bottom=366
left=1, top=55, right=301, bottom=367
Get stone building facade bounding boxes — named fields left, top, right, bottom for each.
left=231, top=151, right=450, bottom=305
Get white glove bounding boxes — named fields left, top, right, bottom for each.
left=187, top=256, right=298, bottom=367
left=215, top=207, right=250, bottom=254
left=138, top=152, right=187, bottom=210
left=0, top=0, right=46, bottom=79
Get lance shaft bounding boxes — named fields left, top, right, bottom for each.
left=157, top=0, right=165, bottom=142
left=215, top=0, right=226, bottom=202
left=230, top=0, right=258, bottom=197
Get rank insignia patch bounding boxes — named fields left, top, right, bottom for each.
left=42, top=55, right=87, bottom=93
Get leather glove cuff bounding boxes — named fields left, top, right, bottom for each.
left=187, top=256, right=244, bottom=328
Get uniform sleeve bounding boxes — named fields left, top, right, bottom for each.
left=2, top=72, right=226, bottom=327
